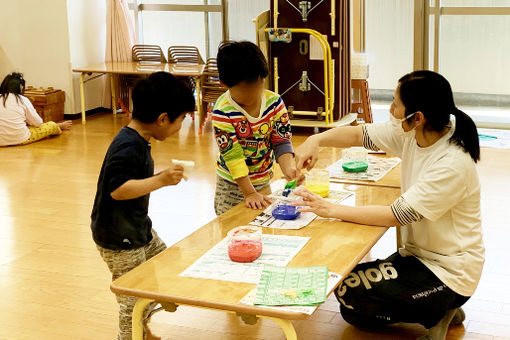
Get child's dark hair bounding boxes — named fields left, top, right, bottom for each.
left=398, top=70, right=480, bottom=163
left=0, top=72, right=26, bottom=107
left=216, top=41, right=268, bottom=87
left=131, top=71, right=195, bottom=124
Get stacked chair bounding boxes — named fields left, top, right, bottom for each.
left=167, top=45, right=204, bottom=95
left=118, top=45, right=167, bottom=114
left=120, top=44, right=225, bottom=132
left=199, top=58, right=227, bottom=134
left=167, top=46, right=204, bottom=64
left=132, top=44, right=167, bottom=63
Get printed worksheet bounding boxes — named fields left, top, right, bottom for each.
left=179, top=234, right=310, bottom=283
left=239, top=272, right=342, bottom=314
left=254, top=265, right=329, bottom=306
left=327, top=156, right=401, bottom=182
left=478, top=128, right=510, bottom=149
left=249, top=190, right=353, bottom=229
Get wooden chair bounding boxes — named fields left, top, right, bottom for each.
left=350, top=53, right=373, bottom=124
left=351, top=79, right=373, bottom=124
left=199, top=58, right=227, bottom=134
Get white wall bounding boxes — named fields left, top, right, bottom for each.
left=139, top=0, right=268, bottom=60
left=67, top=0, right=107, bottom=112
left=365, top=0, right=414, bottom=91
left=227, top=0, right=270, bottom=43
left=140, top=0, right=209, bottom=58
left=364, top=0, right=510, bottom=95
left=142, top=11, right=207, bottom=59
left=0, top=0, right=106, bottom=115
left=0, top=0, right=74, bottom=113
left=439, top=14, right=510, bottom=95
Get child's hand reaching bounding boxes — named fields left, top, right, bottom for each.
left=159, top=163, right=184, bottom=186
left=245, top=191, right=272, bottom=210
left=282, top=167, right=305, bottom=185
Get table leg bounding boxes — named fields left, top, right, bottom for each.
left=396, top=225, right=403, bottom=249
left=261, top=316, right=297, bottom=340
left=132, top=297, right=154, bottom=340
left=79, top=73, right=86, bottom=124
left=111, top=75, right=117, bottom=117
left=195, top=76, right=202, bottom=124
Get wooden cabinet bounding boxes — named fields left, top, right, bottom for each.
left=268, top=0, right=350, bottom=123
left=24, top=87, right=65, bottom=122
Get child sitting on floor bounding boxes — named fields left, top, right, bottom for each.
left=0, top=72, right=71, bottom=146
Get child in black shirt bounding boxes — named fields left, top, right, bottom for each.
left=91, top=71, right=195, bottom=340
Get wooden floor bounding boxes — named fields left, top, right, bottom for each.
left=0, top=113, right=509, bottom=340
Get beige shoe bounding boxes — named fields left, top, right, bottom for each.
left=450, top=307, right=466, bottom=326
left=143, top=317, right=161, bottom=340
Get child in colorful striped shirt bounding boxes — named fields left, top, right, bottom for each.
left=213, top=41, right=300, bottom=215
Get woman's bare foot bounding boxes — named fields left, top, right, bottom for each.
left=57, top=120, right=72, bottom=130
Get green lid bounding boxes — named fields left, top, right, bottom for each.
left=285, top=179, right=297, bottom=189
left=342, top=161, right=368, bottom=173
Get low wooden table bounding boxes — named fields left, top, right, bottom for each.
left=72, top=62, right=205, bottom=124
left=111, top=183, right=401, bottom=339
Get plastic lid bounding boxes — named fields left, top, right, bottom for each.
left=227, top=226, right=262, bottom=241
left=342, top=161, right=368, bottom=173
left=272, top=205, right=301, bottom=220
left=285, top=179, right=297, bottom=189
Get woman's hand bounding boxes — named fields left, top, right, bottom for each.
left=292, top=187, right=338, bottom=218
left=294, top=135, right=321, bottom=171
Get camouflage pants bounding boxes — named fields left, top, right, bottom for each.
left=97, top=229, right=167, bottom=340
left=214, top=175, right=269, bottom=215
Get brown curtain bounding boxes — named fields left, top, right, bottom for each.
left=103, top=0, right=137, bottom=109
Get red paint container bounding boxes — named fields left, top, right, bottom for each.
left=227, top=226, right=263, bottom=263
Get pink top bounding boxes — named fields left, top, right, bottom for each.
left=0, top=94, right=43, bottom=146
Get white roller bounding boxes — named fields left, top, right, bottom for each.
left=173, top=159, right=195, bottom=179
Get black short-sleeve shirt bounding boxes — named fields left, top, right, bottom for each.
left=91, top=127, right=154, bottom=250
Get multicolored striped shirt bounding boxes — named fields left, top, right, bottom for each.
left=212, top=89, right=293, bottom=185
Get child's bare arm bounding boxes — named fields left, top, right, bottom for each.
left=277, top=153, right=295, bottom=178
left=111, top=164, right=184, bottom=200
left=277, top=153, right=304, bottom=183
left=235, top=175, right=272, bottom=209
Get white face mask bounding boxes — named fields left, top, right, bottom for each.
left=390, top=112, right=416, bottom=138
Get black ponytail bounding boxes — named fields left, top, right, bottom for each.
left=0, top=72, right=26, bottom=107
left=399, top=70, right=480, bottom=163
left=451, top=108, right=480, bottom=162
